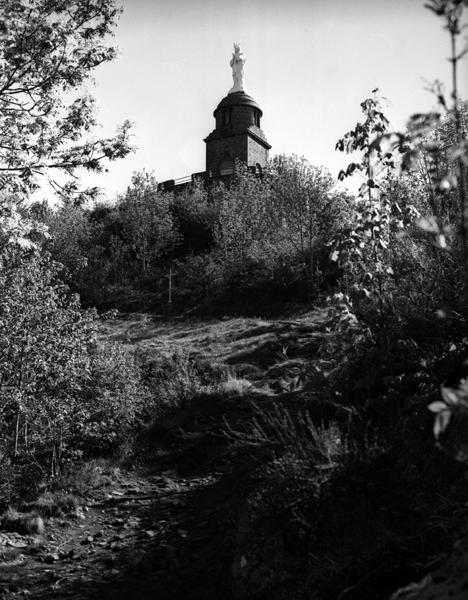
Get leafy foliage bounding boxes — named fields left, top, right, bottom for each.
left=119, top=171, right=179, bottom=277
left=0, top=249, right=94, bottom=478
left=0, top=1, right=138, bottom=502
left=336, top=90, right=395, bottom=197
left=41, top=158, right=351, bottom=313
left=0, top=0, right=133, bottom=198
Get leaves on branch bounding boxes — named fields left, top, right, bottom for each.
left=0, top=0, right=133, bottom=198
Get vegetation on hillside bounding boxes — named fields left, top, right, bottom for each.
left=0, top=0, right=468, bottom=599
left=35, top=158, right=355, bottom=314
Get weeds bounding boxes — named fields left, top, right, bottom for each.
left=219, top=375, right=253, bottom=397
left=223, top=401, right=349, bottom=468
left=0, top=508, right=44, bottom=535
left=25, top=492, right=80, bottom=518
left=50, top=460, right=115, bottom=496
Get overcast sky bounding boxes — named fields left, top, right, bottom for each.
left=81, top=0, right=468, bottom=199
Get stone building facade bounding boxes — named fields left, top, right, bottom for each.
left=204, top=91, right=271, bottom=177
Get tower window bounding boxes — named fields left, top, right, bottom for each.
left=219, top=157, right=234, bottom=176
left=222, top=110, right=231, bottom=126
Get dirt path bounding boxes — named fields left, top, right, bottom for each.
left=0, top=467, right=227, bottom=599
left=0, top=310, right=330, bottom=600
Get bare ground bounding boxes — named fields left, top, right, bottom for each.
left=0, top=309, right=331, bottom=600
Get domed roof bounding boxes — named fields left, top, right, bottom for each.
left=214, top=91, right=263, bottom=117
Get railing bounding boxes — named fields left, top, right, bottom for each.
left=158, top=171, right=209, bottom=192
left=173, top=175, right=192, bottom=185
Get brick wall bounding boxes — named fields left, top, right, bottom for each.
left=247, top=135, right=269, bottom=167
left=206, top=135, right=247, bottom=175
left=205, top=133, right=269, bottom=175
left=205, top=98, right=270, bottom=176
left=215, top=105, right=259, bottom=131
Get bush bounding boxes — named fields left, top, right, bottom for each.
left=73, top=341, right=151, bottom=457
left=0, top=247, right=152, bottom=503
left=0, top=255, right=96, bottom=479
left=137, top=349, right=224, bottom=418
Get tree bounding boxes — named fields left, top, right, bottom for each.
left=380, top=1, right=468, bottom=307
left=46, top=201, right=92, bottom=281
left=214, top=163, right=274, bottom=265
left=0, top=255, right=95, bottom=470
left=331, top=94, right=422, bottom=317
left=119, top=171, right=178, bottom=277
left=336, top=89, right=395, bottom=199
left=0, top=0, right=132, bottom=198
left=407, top=103, right=468, bottom=225
left=171, top=178, right=217, bottom=256
left=434, top=0, right=468, bottom=282
left=210, top=159, right=350, bottom=307
left=268, top=155, right=345, bottom=294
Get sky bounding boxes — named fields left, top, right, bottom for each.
left=80, top=0, right=468, bottom=199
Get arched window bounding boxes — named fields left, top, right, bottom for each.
left=219, top=158, right=234, bottom=176
left=222, top=110, right=232, bottom=126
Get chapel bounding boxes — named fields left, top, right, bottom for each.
left=204, top=44, right=271, bottom=177
left=160, top=44, right=270, bottom=191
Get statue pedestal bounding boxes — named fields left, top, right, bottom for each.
left=228, top=84, right=245, bottom=94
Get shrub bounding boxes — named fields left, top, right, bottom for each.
left=73, top=341, right=151, bottom=457
left=137, top=349, right=221, bottom=417
left=219, top=375, right=253, bottom=397
left=0, top=254, right=97, bottom=479
left=0, top=245, right=151, bottom=503
left=0, top=508, right=44, bottom=535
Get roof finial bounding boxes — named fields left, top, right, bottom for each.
left=229, top=42, right=246, bottom=94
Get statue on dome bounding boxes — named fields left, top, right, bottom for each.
left=229, top=43, right=245, bottom=94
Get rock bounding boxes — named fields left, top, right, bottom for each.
left=145, top=530, right=157, bottom=538
left=5, top=536, right=28, bottom=549
left=43, top=553, right=60, bottom=563
left=0, top=553, right=25, bottom=567
left=80, top=536, right=94, bottom=545
left=71, top=507, right=86, bottom=520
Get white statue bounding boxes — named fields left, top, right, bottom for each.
left=229, top=43, right=245, bottom=94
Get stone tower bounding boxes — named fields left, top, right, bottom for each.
left=204, top=44, right=271, bottom=177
